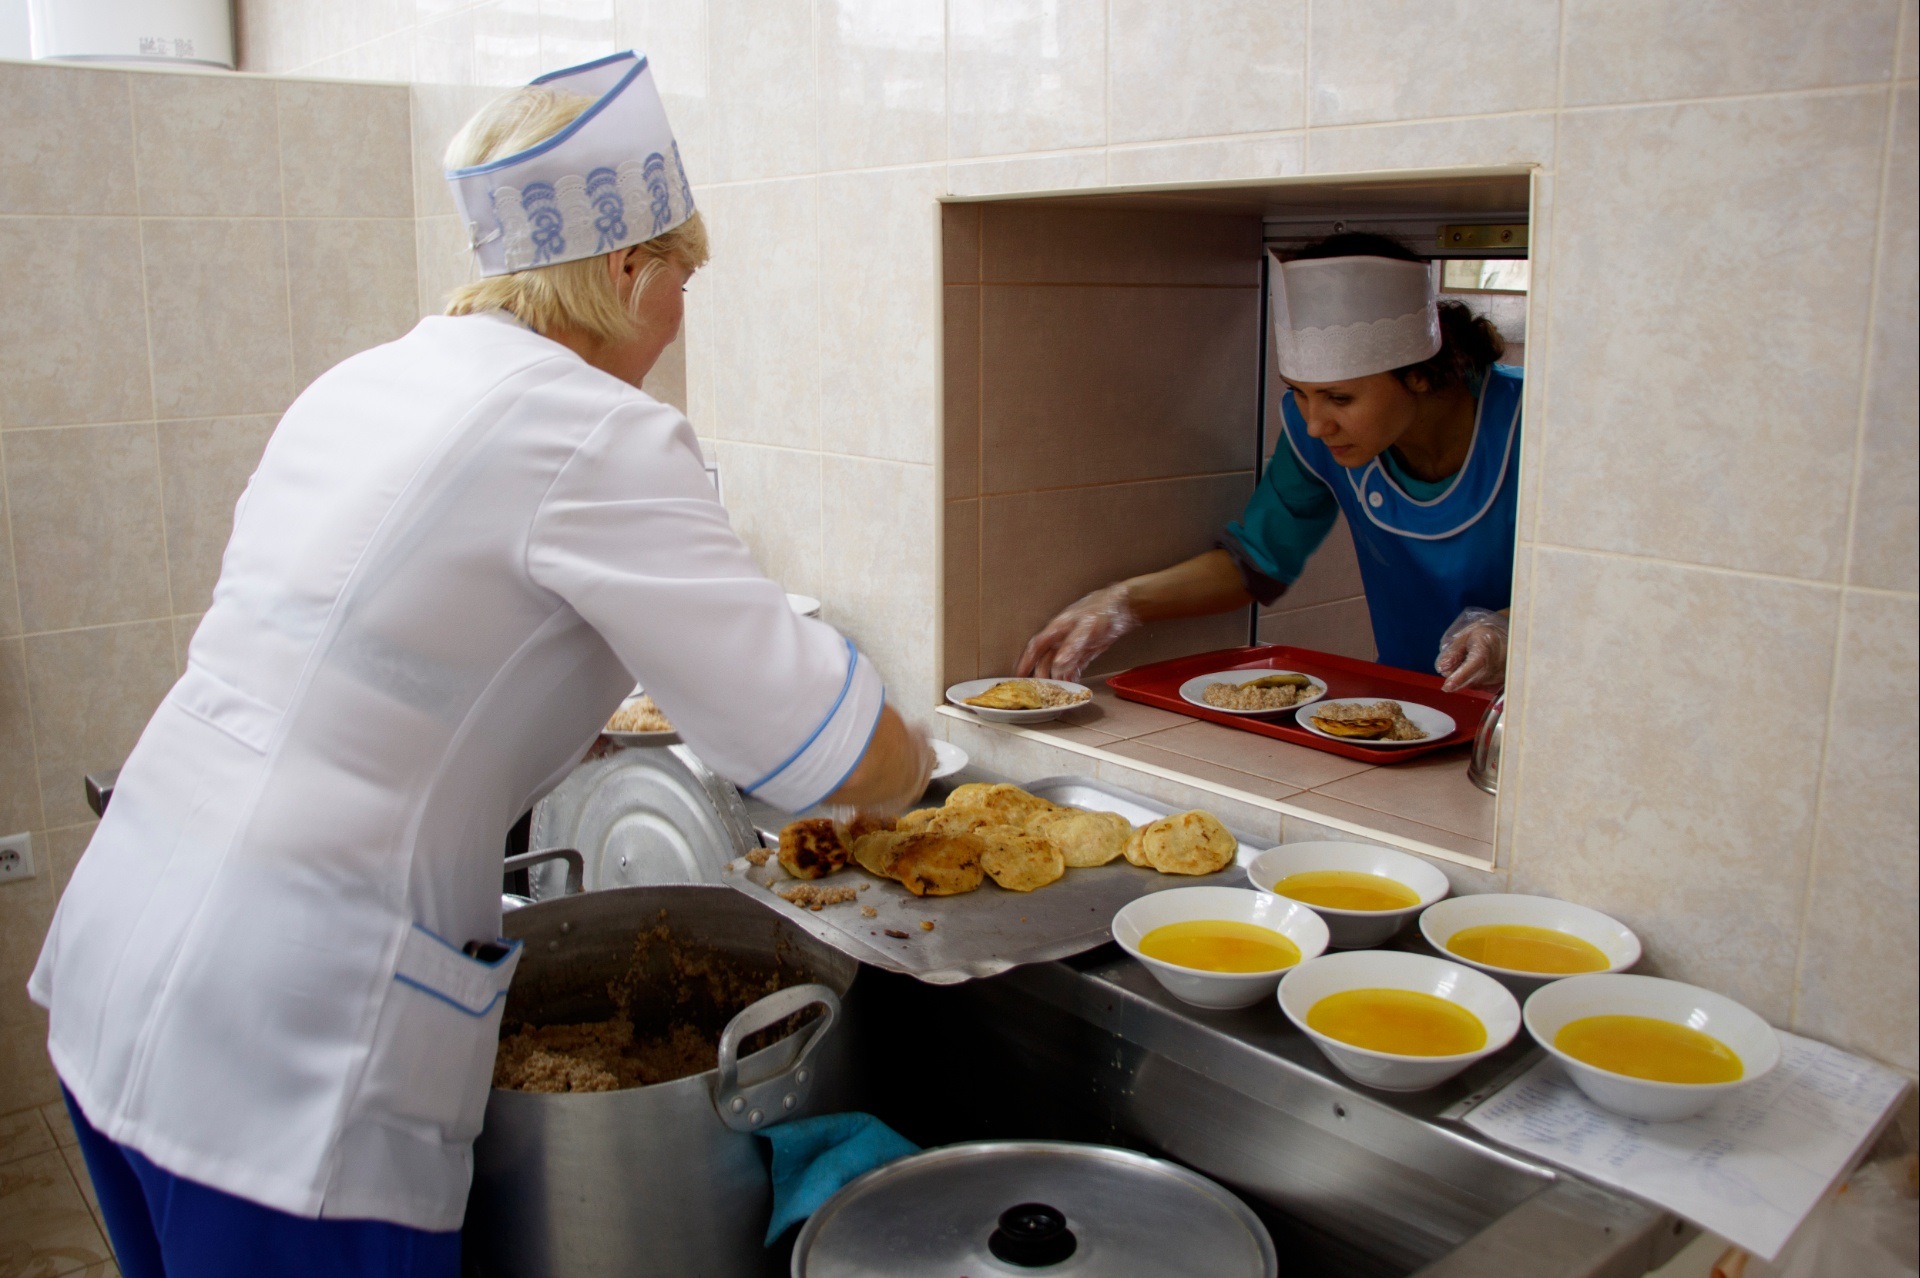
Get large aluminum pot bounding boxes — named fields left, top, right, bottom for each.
left=464, top=884, right=862, bottom=1278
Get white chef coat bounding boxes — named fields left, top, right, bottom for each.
left=28, top=311, right=884, bottom=1232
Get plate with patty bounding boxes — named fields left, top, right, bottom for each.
left=1297, top=697, right=1455, bottom=748
left=946, top=677, right=1093, bottom=724
left=1178, top=668, right=1327, bottom=716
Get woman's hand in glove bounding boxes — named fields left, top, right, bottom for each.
left=1435, top=608, right=1510, bottom=693
left=1015, top=583, right=1140, bottom=683
left=826, top=706, right=934, bottom=824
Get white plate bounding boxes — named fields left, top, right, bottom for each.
left=603, top=689, right=679, bottom=747
left=945, top=677, right=1092, bottom=724
left=1296, top=697, right=1455, bottom=748
left=1177, top=669, right=1327, bottom=716
left=787, top=593, right=822, bottom=618
left=929, top=739, right=968, bottom=780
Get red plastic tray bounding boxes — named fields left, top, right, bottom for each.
left=1105, top=645, right=1493, bottom=765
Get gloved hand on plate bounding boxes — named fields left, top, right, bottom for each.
left=1015, top=583, right=1140, bottom=684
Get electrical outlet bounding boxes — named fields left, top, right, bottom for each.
left=0, top=832, right=34, bottom=882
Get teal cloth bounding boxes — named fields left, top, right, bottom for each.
left=758, top=1113, right=919, bottom=1244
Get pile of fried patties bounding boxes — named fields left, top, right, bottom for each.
left=773, top=782, right=1237, bottom=901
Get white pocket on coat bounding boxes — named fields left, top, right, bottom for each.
left=359, top=925, right=522, bottom=1143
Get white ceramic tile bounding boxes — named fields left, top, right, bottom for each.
left=1794, top=590, right=1918, bottom=1070
left=1305, top=112, right=1554, bottom=175
left=1562, top=0, right=1905, bottom=106
left=0, top=63, right=136, bottom=216
left=947, top=151, right=1108, bottom=198
left=410, top=82, right=498, bottom=218
left=1508, top=549, right=1839, bottom=1023
left=818, top=166, right=943, bottom=463
left=713, top=441, right=824, bottom=598
left=820, top=457, right=937, bottom=708
left=473, top=0, right=544, bottom=86
left=1308, top=0, right=1558, bottom=126
left=1106, top=134, right=1304, bottom=187
left=1537, top=93, right=1886, bottom=580
left=948, top=0, right=1106, bottom=158
left=1850, top=87, right=1918, bottom=592
left=616, top=0, right=709, bottom=99
left=706, top=0, right=818, bottom=181
left=414, top=7, right=478, bottom=85
left=1107, top=0, right=1306, bottom=143
left=700, top=179, right=821, bottom=449
left=540, top=0, right=618, bottom=71
left=816, top=0, right=946, bottom=169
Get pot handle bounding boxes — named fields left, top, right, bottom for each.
left=711, top=983, right=840, bottom=1133
left=502, top=847, right=585, bottom=896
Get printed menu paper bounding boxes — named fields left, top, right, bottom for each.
left=1462, top=1032, right=1908, bottom=1261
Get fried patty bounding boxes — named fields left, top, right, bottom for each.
left=885, top=832, right=986, bottom=897
left=1137, top=811, right=1237, bottom=876
left=777, top=818, right=848, bottom=880
left=1036, top=809, right=1133, bottom=868
left=975, top=824, right=1067, bottom=892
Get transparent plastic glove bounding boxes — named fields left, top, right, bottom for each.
left=827, top=710, right=934, bottom=836
left=1016, top=583, right=1140, bottom=683
left=1435, top=607, right=1510, bottom=693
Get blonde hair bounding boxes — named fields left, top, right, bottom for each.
left=442, top=87, right=709, bottom=343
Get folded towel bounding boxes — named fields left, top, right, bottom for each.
left=759, top=1112, right=919, bottom=1244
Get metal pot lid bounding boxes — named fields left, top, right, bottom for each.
left=791, top=1141, right=1277, bottom=1278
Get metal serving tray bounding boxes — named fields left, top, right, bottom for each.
left=723, top=774, right=1271, bottom=985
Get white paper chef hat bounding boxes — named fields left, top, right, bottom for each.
left=446, top=52, right=696, bottom=278
left=1269, top=253, right=1441, bottom=383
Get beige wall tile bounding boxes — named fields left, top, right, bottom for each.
left=1260, top=513, right=1364, bottom=610
left=142, top=218, right=296, bottom=420
left=1537, top=93, right=1886, bottom=580
left=818, top=166, right=943, bottom=463
left=287, top=218, right=420, bottom=389
left=948, top=0, right=1105, bottom=158
left=46, top=823, right=98, bottom=901
left=1102, top=738, right=1303, bottom=803
left=0, top=878, right=52, bottom=1029
left=1851, top=87, right=1918, bottom=592
left=0, top=1148, right=113, bottom=1273
left=1903, top=0, right=1918, bottom=78
left=816, top=0, right=945, bottom=169
left=943, top=204, right=982, bottom=283
left=981, top=287, right=1257, bottom=491
left=1256, top=597, right=1376, bottom=663
left=982, top=206, right=1261, bottom=286
left=944, top=499, right=980, bottom=686
left=1108, top=0, right=1305, bottom=143
left=415, top=213, right=476, bottom=318
left=706, top=0, right=817, bottom=181
left=278, top=80, right=414, bottom=219
left=643, top=327, right=688, bottom=414
left=944, top=285, right=982, bottom=500
left=24, top=620, right=177, bottom=829
left=1136, top=720, right=1374, bottom=789
left=699, top=181, right=821, bottom=449
left=130, top=73, right=282, bottom=217
left=1107, top=134, right=1304, bottom=187
left=0, top=64, right=135, bottom=216
left=410, top=83, right=497, bottom=218
left=4, top=425, right=171, bottom=633
left=0, top=219, right=152, bottom=430
left=1509, top=550, right=1838, bottom=1022
left=1308, top=0, right=1558, bottom=126
left=1311, top=752, right=1496, bottom=843
left=1066, top=679, right=1197, bottom=739
left=1304, top=113, right=1554, bottom=175
left=1284, top=792, right=1493, bottom=863
left=156, top=417, right=275, bottom=616
left=0, top=641, right=42, bottom=837
left=1562, top=0, right=1904, bottom=106
left=977, top=474, right=1253, bottom=673
left=713, top=441, right=824, bottom=598
left=948, top=152, right=1108, bottom=198
left=0, top=477, right=18, bottom=638
left=1794, top=590, right=1918, bottom=1071
left=171, top=612, right=205, bottom=676
left=821, top=457, right=937, bottom=708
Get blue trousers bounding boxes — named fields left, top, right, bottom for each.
left=63, top=1086, right=461, bottom=1278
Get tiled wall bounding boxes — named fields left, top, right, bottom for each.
left=0, top=60, right=419, bottom=1107
left=92, top=0, right=1920, bottom=1084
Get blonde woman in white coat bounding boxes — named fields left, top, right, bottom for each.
left=29, top=53, right=925, bottom=1278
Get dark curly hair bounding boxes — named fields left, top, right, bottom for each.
left=1286, top=232, right=1505, bottom=392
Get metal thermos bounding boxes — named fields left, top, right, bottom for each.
left=1468, top=692, right=1504, bottom=795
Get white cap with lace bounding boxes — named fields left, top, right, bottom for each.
left=1270, top=253, right=1441, bottom=383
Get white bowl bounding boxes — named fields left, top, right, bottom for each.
left=1277, top=950, right=1521, bottom=1091
left=1523, top=974, right=1781, bottom=1121
left=1113, top=886, right=1330, bottom=1010
left=1177, top=669, right=1327, bottom=716
left=1419, top=895, right=1640, bottom=994
left=787, top=593, right=822, bottom=617
left=1246, top=842, right=1450, bottom=949
left=945, top=677, right=1092, bottom=724
left=1296, top=697, right=1457, bottom=748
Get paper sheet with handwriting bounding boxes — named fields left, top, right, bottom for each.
left=1463, top=1031, right=1908, bottom=1261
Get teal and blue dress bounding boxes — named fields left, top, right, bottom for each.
left=1220, top=365, right=1523, bottom=674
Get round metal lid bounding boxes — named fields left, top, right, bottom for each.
left=791, top=1141, right=1277, bottom=1278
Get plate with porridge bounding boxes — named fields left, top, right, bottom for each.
left=945, top=677, right=1092, bottom=724
left=603, top=689, right=680, bottom=747
left=1178, top=669, right=1328, bottom=716
left=1297, top=697, right=1454, bottom=748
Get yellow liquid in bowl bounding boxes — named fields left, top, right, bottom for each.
left=1272, top=870, right=1420, bottom=912
left=1138, top=920, right=1302, bottom=973
left=1446, top=923, right=1610, bottom=974
left=1554, top=1015, right=1743, bottom=1084
left=1305, top=988, right=1487, bottom=1056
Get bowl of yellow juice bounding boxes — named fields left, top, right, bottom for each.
left=1246, top=843, right=1450, bottom=949
left=1113, top=886, right=1330, bottom=1009
left=1418, top=895, right=1640, bottom=992
left=1523, top=974, right=1781, bottom=1121
left=1276, top=950, right=1521, bottom=1091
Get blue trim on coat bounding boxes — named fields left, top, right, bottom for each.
left=394, top=974, right=508, bottom=1019
left=746, top=638, right=860, bottom=795
left=408, top=923, right=521, bottom=970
